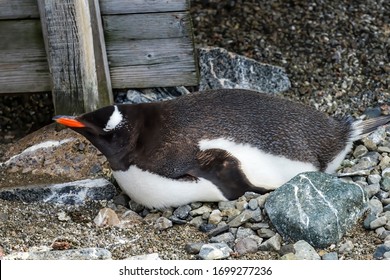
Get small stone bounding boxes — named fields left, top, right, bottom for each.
left=251, top=222, right=270, bottom=230
left=118, top=210, right=143, bottom=228
left=169, top=216, right=187, bottom=225
left=189, top=216, right=204, bottom=228
left=228, top=210, right=253, bottom=227
left=257, top=228, right=276, bottom=239
left=173, top=205, right=192, bottom=219
left=256, top=193, right=270, bottom=208
left=370, top=216, right=388, bottom=229
left=353, top=145, right=368, bottom=158
left=208, top=224, right=230, bottom=237
left=113, top=193, right=130, bottom=207
left=144, top=213, right=161, bottom=224
left=190, top=202, right=203, bottom=209
left=364, top=213, right=377, bottom=229
left=199, top=243, right=232, bottom=260
left=221, top=208, right=241, bottom=220
left=338, top=240, right=354, bottom=253
left=210, top=232, right=235, bottom=247
left=249, top=208, right=263, bottom=222
left=185, top=243, right=204, bottom=255
left=244, top=192, right=261, bottom=200
left=234, top=237, right=259, bottom=255
left=236, top=227, right=256, bottom=240
left=365, top=183, right=381, bottom=198
left=368, top=174, right=382, bottom=184
left=94, top=208, right=120, bottom=227
left=381, top=178, right=390, bottom=192
left=199, top=223, right=216, bottom=232
left=368, top=197, right=384, bottom=215
left=235, top=200, right=248, bottom=211
left=126, top=253, right=160, bottom=260
left=373, top=244, right=390, bottom=260
left=382, top=198, right=390, bottom=206
left=322, top=252, right=338, bottom=260
left=279, top=244, right=295, bottom=256
left=248, top=199, right=258, bottom=210
left=190, top=205, right=212, bottom=216
left=162, top=208, right=173, bottom=218
left=258, top=233, right=282, bottom=252
left=375, top=190, right=389, bottom=200
left=208, top=209, right=223, bottom=225
left=218, top=201, right=236, bottom=210
left=294, top=240, right=321, bottom=260
left=154, top=217, right=173, bottom=230
left=280, top=253, right=298, bottom=260
left=384, top=204, right=390, bottom=212
left=57, top=211, right=71, bottom=222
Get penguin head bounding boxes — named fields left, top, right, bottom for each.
left=53, top=105, right=135, bottom=162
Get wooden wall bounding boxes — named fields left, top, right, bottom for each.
left=0, top=0, right=198, bottom=102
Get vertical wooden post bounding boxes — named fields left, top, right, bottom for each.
left=38, top=0, right=113, bottom=115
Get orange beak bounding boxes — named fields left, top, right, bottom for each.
left=53, top=116, right=86, bottom=128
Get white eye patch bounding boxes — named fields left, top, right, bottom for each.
left=103, top=105, right=123, bottom=132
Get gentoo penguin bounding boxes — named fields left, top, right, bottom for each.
left=53, top=89, right=390, bottom=209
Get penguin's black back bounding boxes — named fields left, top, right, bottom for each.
left=129, top=89, right=352, bottom=176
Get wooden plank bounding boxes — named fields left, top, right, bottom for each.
left=38, top=0, right=113, bottom=115
left=0, top=20, right=50, bottom=94
left=99, top=0, right=189, bottom=15
left=106, top=37, right=198, bottom=87
left=0, top=0, right=40, bottom=19
left=110, top=63, right=198, bottom=88
left=102, top=12, right=192, bottom=40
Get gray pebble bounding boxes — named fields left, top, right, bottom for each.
left=338, top=240, right=354, bottom=253
left=228, top=210, right=253, bottom=227
left=364, top=213, right=377, bottom=229
left=154, top=217, right=173, bottom=230
left=258, top=233, right=282, bottom=252
left=208, top=209, right=222, bottom=225
left=368, top=197, right=384, bottom=215
left=384, top=204, right=390, bottom=212
left=236, top=227, right=256, bottom=240
left=370, top=216, right=388, bottom=229
left=381, top=178, right=390, bottom=192
left=234, top=237, right=259, bottom=255
left=185, top=243, right=204, bottom=255
left=248, top=199, right=258, bottom=210
left=256, top=194, right=270, bottom=208
left=373, top=243, right=390, bottom=260
left=218, top=201, right=236, bottom=210
left=173, top=205, right=192, bottom=220
left=169, top=215, right=187, bottom=225
left=294, top=240, right=321, bottom=260
left=279, top=244, right=295, bottom=256
left=208, top=224, right=230, bottom=237
left=189, top=216, right=204, bottom=228
left=199, top=223, right=216, bottom=232
left=128, top=200, right=145, bottom=213
left=190, top=202, right=203, bottom=209
left=199, top=243, right=232, bottom=260
left=353, top=145, right=368, bottom=158
left=365, top=183, right=380, bottom=198
left=257, top=228, right=276, bottom=239
left=250, top=222, right=270, bottom=230
left=322, top=252, right=338, bottom=260
left=243, top=192, right=260, bottom=200
left=190, top=205, right=212, bottom=216
left=368, top=174, right=382, bottom=184
left=210, top=232, right=235, bottom=247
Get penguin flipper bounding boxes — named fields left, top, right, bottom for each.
left=188, top=149, right=269, bottom=200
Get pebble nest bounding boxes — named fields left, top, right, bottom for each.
left=0, top=0, right=389, bottom=260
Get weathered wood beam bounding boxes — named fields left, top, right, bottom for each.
left=0, top=0, right=40, bottom=19
left=38, top=0, right=113, bottom=115
left=99, top=0, right=190, bottom=15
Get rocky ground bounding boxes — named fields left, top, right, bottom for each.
left=0, top=0, right=389, bottom=260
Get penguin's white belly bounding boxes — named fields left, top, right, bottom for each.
left=113, top=166, right=227, bottom=209
left=113, top=138, right=319, bottom=209
left=199, top=138, right=318, bottom=188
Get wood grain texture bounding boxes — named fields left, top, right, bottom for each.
left=0, top=20, right=50, bottom=93
left=99, top=0, right=189, bottom=15
left=38, top=0, right=113, bottom=115
left=0, top=0, right=40, bottom=19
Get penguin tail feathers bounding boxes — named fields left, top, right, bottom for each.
left=354, top=114, right=390, bottom=139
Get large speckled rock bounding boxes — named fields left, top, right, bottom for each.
left=198, top=47, right=291, bottom=93
left=265, top=171, right=368, bottom=248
